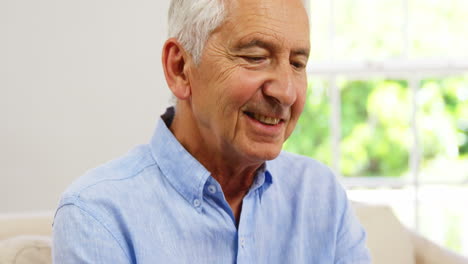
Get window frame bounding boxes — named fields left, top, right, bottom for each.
left=304, top=0, right=468, bottom=231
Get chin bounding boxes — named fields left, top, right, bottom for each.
left=243, top=143, right=283, bottom=162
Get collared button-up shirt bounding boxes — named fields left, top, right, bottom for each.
left=53, top=108, right=371, bottom=264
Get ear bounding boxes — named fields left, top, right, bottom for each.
left=162, top=38, right=192, bottom=100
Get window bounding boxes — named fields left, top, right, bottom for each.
left=285, top=0, right=468, bottom=254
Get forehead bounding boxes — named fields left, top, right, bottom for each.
left=221, top=0, right=310, bottom=49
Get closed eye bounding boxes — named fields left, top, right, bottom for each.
left=242, top=56, right=267, bottom=63
left=291, top=61, right=306, bottom=70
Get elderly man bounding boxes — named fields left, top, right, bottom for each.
left=53, top=0, right=371, bottom=263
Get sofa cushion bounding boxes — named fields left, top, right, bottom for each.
left=352, top=202, right=415, bottom=264
left=0, top=236, right=51, bottom=264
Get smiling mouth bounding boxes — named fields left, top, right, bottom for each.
left=244, top=111, right=282, bottom=126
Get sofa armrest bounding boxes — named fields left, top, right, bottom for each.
left=0, top=235, right=51, bottom=264
left=352, top=202, right=415, bottom=264
left=0, top=211, right=54, bottom=240
left=410, top=230, right=468, bottom=264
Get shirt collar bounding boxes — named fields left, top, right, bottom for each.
left=150, top=107, right=211, bottom=212
left=150, top=107, right=274, bottom=210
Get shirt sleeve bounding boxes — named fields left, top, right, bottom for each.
left=53, top=204, right=131, bottom=264
left=334, top=199, right=372, bottom=264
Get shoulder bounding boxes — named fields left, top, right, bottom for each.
left=53, top=144, right=159, bottom=258
left=58, top=144, right=157, bottom=207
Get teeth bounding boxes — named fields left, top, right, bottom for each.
left=253, top=113, right=280, bottom=125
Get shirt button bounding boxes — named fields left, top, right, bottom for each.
left=240, top=237, right=245, bottom=248
left=207, top=185, right=217, bottom=194
left=193, top=199, right=201, bottom=207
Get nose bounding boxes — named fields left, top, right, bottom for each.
left=262, top=64, right=297, bottom=107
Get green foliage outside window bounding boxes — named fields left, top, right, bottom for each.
left=284, top=76, right=468, bottom=180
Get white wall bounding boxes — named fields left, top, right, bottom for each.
left=0, top=0, right=172, bottom=213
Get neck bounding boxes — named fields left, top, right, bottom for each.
left=170, top=102, right=262, bottom=188
left=170, top=102, right=264, bottom=222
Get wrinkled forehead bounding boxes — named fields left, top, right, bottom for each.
left=224, top=0, right=307, bottom=17
left=220, top=0, right=310, bottom=47
left=224, top=0, right=308, bottom=30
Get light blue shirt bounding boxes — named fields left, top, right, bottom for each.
left=53, top=108, right=371, bottom=263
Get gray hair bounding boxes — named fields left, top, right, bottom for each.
left=168, top=0, right=226, bottom=65
left=168, top=0, right=308, bottom=66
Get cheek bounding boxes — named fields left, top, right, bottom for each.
left=219, top=69, right=267, bottom=108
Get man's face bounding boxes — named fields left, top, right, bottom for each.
left=187, top=0, right=310, bottom=163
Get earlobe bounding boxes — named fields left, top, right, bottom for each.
left=162, top=38, right=191, bottom=100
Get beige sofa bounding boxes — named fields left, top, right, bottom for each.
left=352, top=203, right=468, bottom=264
left=0, top=211, right=53, bottom=264
left=0, top=203, right=467, bottom=264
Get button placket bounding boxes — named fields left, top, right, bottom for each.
left=235, top=188, right=258, bottom=263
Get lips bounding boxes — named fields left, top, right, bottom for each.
left=244, top=111, right=282, bottom=125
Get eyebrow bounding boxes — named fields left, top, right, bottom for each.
left=234, top=38, right=310, bottom=58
